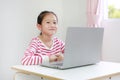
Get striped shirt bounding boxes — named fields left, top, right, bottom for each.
left=21, top=37, right=65, bottom=65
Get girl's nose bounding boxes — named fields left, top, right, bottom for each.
left=50, top=23, right=56, bottom=27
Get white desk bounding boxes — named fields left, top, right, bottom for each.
left=11, top=61, right=120, bottom=80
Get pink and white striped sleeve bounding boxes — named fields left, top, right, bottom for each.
left=21, top=38, right=49, bottom=65
left=58, top=38, right=65, bottom=54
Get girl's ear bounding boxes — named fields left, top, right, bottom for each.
left=37, top=24, right=42, bottom=31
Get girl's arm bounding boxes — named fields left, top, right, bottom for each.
left=21, top=38, right=49, bottom=65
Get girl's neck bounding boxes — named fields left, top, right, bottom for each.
left=39, top=34, right=53, bottom=42
left=39, top=34, right=54, bottom=49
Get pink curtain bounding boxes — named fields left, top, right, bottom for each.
left=87, top=0, right=102, bottom=27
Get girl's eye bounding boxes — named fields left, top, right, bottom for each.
left=53, top=22, right=57, bottom=24
left=46, top=22, right=50, bottom=24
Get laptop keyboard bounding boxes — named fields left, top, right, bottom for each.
left=50, top=61, right=63, bottom=66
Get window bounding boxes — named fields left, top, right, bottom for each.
left=108, top=0, right=120, bottom=18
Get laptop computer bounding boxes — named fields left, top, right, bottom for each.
left=40, top=27, right=104, bottom=69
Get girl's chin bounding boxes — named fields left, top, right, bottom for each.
left=49, top=32, right=56, bottom=36
left=50, top=31, right=56, bottom=34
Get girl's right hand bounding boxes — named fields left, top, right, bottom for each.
left=55, top=53, right=64, bottom=61
left=49, top=55, right=58, bottom=62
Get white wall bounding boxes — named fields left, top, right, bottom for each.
left=102, top=20, right=120, bottom=62
left=0, top=0, right=87, bottom=80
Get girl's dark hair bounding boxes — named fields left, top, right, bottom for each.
left=37, top=11, right=58, bottom=25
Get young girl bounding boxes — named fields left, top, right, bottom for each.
left=21, top=11, right=65, bottom=65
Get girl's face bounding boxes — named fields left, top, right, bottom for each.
left=38, top=13, right=58, bottom=36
